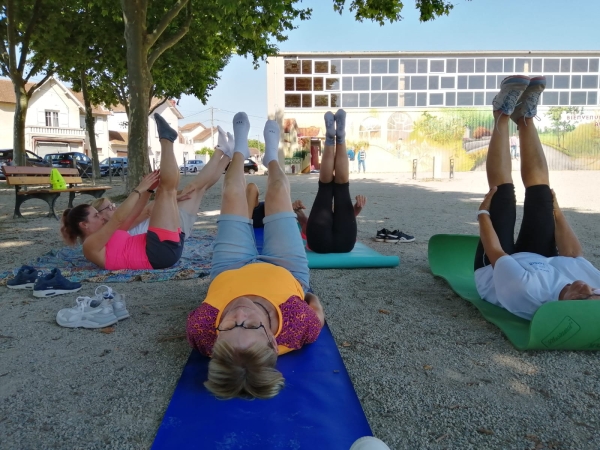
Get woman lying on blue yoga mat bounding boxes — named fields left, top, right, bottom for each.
left=187, top=114, right=325, bottom=400
left=475, top=75, right=600, bottom=320
left=61, top=115, right=189, bottom=271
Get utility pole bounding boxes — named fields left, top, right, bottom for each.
left=211, top=107, right=215, bottom=148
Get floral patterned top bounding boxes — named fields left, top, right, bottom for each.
left=186, top=262, right=322, bottom=355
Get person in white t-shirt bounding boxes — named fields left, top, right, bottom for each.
left=474, top=75, right=600, bottom=320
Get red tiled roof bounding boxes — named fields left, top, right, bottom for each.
left=109, top=130, right=128, bottom=145
left=298, top=126, right=321, bottom=137
left=180, top=122, right=205, bottom=132
left=193, top=127, right=217, bottom=142
left=283, top=118, right=298, bottom=133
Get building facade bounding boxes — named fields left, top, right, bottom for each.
left=267, top=51, right=600, bottom=173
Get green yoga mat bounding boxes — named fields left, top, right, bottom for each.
left=306, top=242, right=400, bottom=269
left=428, top=234, right=600, bottom=351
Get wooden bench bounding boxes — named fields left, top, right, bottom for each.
left=1, top=166, right=111, bottom=220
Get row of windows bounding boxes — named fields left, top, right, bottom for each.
left=285, top=74, right=600, bottom=93
left=284, top=91, right=598, bottom=109
left=284, top=57, right=600, bottom=76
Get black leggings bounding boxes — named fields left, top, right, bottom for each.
left=474, top=183, right=558, bottom=270
left=306, top=181, right=357, bottom=253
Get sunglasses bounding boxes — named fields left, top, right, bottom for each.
left=97, top=202, right=116, bottom=213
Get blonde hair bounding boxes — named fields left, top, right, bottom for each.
left=90, top=197, right=108, bottom=210
left=205, top=340, right=284, bottom=400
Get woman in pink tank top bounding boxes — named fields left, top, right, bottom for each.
left=60, top=114, right=198, bottom=270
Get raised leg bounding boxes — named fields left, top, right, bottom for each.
left=220, top=112, right=250, bottom=217
left=148, top=115, right=180, bottom=231
left=516, top=119, right=549, bottom=188
left=319, top=112, right=336, bottom=184
left=333, top=109, right=349, bottom=184
left=486, top=111, right=513, bottom=188
left=262, top=120, right=293, bottom=216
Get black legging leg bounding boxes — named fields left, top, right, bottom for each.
left=332, top=182, right=357, bottom=252
left=515, top=184, right=558, bottom=257
left=474, top=183, right=517, bottom=270
left=306, top=181, right=335, bottom=253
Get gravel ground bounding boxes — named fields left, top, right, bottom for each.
left=1, top=170, right=599, bottom=450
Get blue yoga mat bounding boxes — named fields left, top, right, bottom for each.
left=254, top=227, right=400, bottom=269
left=152, top=324, right=372, bottom=450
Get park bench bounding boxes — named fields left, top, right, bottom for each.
left=1, top=166, right=111, bottom=220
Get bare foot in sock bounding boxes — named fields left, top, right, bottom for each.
left=324, top=111, right=335, bottom=146
left=232, top=112, right=250, bottom=158
left=215, top=126, right=231, bottom=156
left=226, top=132, right=235, bottom=158
left=262, top=120, right=280, bottom=168
left=154, top=114, right=178, bottom=143
left=334, top=109, right=346, bottom=144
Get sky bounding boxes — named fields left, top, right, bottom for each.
left=176, top=0, right=600, bottom=139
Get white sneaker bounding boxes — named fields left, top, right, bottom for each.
left=91, top=286, right=130, bottom=321
left=56, top=296, right=119, bottom=329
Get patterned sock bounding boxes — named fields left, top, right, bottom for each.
left=324, top=111, right=335, bottom=146
left=334, top=109, right=346, bottom=144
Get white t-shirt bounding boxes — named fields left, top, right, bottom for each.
left=475, top=252, right=600, bottom=320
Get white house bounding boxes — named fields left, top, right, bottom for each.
left=0, top=76, right=193, bottom=167
left=0, top=77, right=111, bottom=157
left=109, top=98, right=192, bottom=167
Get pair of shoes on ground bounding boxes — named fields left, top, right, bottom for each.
left=7, top=266, right=82, bottom=298
left=56, top=285, right=130, bottom=329
left=492, top=75, right=547, bottom=122
left=375, top=228, right=415, bottom=243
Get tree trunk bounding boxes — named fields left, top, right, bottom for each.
left=12, top=80, right=29, bottom=166
left=81, top=70, right=100, bottom=181
left=121, top=0, right=152, bottom=191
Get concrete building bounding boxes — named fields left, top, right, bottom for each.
left=267, top=51, right=600, bottom=172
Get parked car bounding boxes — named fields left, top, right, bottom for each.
left=224, top=158, right=259, bottom=175
left=0, top=149, right=51, bottom=179
left=100, top=157, right=128, bottom=176
left=180, top=159, right=205, bottom=173
left=44, top=152, right=93, bottom=177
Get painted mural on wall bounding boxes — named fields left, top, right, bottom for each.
left=289, top=107, right=600, bottom=172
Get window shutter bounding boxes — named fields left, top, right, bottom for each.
left=38, top=110, right=45, bottom=125
left=59, top=112, right=68, bottom=128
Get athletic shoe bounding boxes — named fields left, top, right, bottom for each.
left=375, top=228, right=390, bottom=242
left=492, top=76, right=530, bottom=116
left=510, top=76, right=546, bottom=123
left=7, top=265, right=39, bottom=290
left=33, top=268, right=82, bottom=298
left=385, top=230, right=415, bottom=243
left=90, top=285, right=130, bottom=321
left=56, top=296, right=119, bottom=329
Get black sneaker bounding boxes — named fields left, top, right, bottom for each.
left=375, top=228, right=389, bottom=242
left=385, top=230, right=415, bottom=243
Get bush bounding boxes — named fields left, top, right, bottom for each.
left=196, top=147, right=214, bottom=158
left=472, top=126, right=492, bottom=139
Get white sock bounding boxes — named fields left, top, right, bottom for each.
left=262, top=120, right=280, bottom=168
left=215, top=126, right=229, bottom=153
left=232, top=112, right=250, bottom=158
left=324, top=112, right=335, bottom=146
left=334, top=109, right=346, bottom=144
left=226, top=132, right=235, bottom=158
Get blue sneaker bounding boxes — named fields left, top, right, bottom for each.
left=33, top=268, right=82, bottom=298
left=7, top=265, right=39, bottom=290
left=492, top=76, right=530, bottom=116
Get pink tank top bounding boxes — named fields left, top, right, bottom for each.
left=105, top=230, right=153, bottom=270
